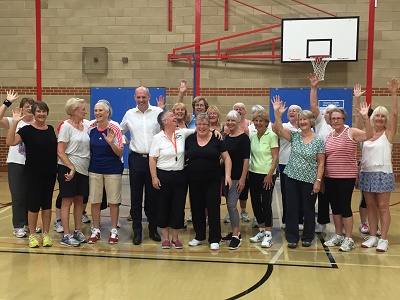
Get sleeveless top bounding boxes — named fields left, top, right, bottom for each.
left=325, top=127, right=358, bottom=178
left=361, top=133, right=393, bottom=173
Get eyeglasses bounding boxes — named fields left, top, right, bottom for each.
left=331, top=117, right=344, bottom=121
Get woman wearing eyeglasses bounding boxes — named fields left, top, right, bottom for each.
left=323, top=105, right=373, bottom=252
left=185, top=113, right=232, bottom=250
left=273, top=97, right=324, bottom=248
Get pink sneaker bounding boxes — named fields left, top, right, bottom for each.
left=88, top=229, right=101, bottom=244
left=359, top=223, right=369, bottom=234
left=171, top=239, right=183, bottom=249
left=161, top=240, right=171, bottom=249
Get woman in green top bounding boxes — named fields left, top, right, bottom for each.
left=248, top=110, right=279, bottom=248
left=272, top=97, right=325, bottom=249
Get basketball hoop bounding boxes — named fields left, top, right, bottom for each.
left=310, top=55, right=331, bottom=81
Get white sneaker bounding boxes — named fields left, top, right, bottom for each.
left=251, top=218, right=258, bottom=228
left=13, top=228, right=27, bottom=238
left=223, top=213, right=231, bottom=223
left=240, top=211, right=251, bottom=222
left=339, top=237, right=355, bottom=252
left=210, top=243, right=220, bottom=250
left=117, top=219, right=122, bottom=228
left=324, top=234, right=344, bottom=247
left=315, top=223, right=326, bottom=233
left=249, top=231, right=266, bottom=243
left=188, top=238, right=206, bottom=247
left=359, top=223, right=369, bottom=234
left=261, top=235, right=273, bottom=248
left=376, top=239, right=388, bottom=252
left=186, top=212, right=193, bottom=222
left=361, top=236, right=378, bottom=248
left=281, top=223, right=286, bottom=229
left=298, top=224, right=304, bottom=231
left=53, top=220, right=64, bottom=233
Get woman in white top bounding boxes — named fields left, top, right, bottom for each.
left=149, top=110, right=196, bottom=249
left=57, top=98, right=91, bottom=247
left=0, top=92, right=36, bottom=238
left=359, top=77, right=399, bottom=252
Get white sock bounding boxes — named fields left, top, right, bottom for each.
left=265, top=231, right=272, bottom=236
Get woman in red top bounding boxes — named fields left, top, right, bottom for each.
left=323, top=104, right=372, bottom=252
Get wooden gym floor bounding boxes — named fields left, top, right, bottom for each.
left=0, top=172, right=400, bottom=299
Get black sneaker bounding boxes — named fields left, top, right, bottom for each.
left=228, top=236, right=242, bottom=250
left=221, top=232, right=233, bottom=242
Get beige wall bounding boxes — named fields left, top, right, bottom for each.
left=0, top=0, right=399, bottom=131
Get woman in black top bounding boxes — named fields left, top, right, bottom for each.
left=6, top=101, right=57, bottom=248
left=185, top=113, right=232, bottom=250
left=221, top=110, right=250, bottom=250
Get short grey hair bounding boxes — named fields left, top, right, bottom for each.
left=226, top=110, right=241, bottom=122
left=251, top=104, right=265, bottom=114
left=97, top=99, right=112, bottom=118
left=329, top=107, right=348, bottom=122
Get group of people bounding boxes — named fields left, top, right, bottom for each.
left=272, top=74, right=398, bottom=252
left=1, top=74, right=398, bottom=252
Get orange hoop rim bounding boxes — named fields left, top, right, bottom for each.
left=310, top=55, right=331, bottom=62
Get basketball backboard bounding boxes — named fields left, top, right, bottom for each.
left=281, top=16, right=359, bottom=62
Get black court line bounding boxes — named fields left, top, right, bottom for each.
left=226, top=263, right=273, bottom=300
left=317, top=233, right=339, bottom=269
left=0, top=248, right=334, bottom=269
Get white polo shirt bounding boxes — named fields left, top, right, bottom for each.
left=120, top=105, right=163, bottom=154
left=279, top=122, right=300, bottom=165
left=149, top=128, right=195, bottom=171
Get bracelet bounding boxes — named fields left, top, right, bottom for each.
left=3, top=99, right=12, bottom=107
left=316, top=178, right=322, bottom=182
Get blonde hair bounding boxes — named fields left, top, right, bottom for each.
left=207, top=105, right=221, bottom=127
left=65, top=98, right=86, bottom=115
left=370, top=106, right=389, bottom=127
left=298, top=110, right=316, bottom=127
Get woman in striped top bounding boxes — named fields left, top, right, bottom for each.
left=323, top=104, right=373, bottom=252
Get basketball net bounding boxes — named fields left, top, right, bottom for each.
left=310, top=56, right=330, bottom=81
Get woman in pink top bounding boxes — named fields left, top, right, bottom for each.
left=323, top=104, right=373, bottom=252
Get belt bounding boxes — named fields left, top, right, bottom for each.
left=131, top=151, right=148, bottom=158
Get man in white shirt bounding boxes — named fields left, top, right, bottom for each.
left=120, top=86, right=163, bottom=245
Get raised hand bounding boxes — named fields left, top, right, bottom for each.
left=179, top=79, right=187, bottom=94
left=353, top=84, right=365, bottom=98
left=6, top=90, right=19, bottom=102
left=156, top=95, right=165, bottom=109
left=308, top=73, right=319, bottom=88
left=271, top=95, right=287, bottom=116
left=11, top=107, right=26, bottom=122
left=356, top=102, right=370, bottom=119
left=387, top=77, right=399, bottom=94
left=102, top=127, right=116, bottom=144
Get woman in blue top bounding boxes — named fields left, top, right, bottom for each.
left=87, top=101, right=124, bottom=244
left=273, top=97, right=325, bottom=248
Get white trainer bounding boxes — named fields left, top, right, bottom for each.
left=298, top=224, right=304, bottom=231
left=188, top=238, right=206, bottom=247
left=361, top=236, right=378, bottom=248
left=376, top=239, right=388, bottom=252
left=210, top=243, right=220, bottom=250
left=261, top=235, right=273, bottom=248
left=13, top=228, right=27, bottom=238
left=240, top=211, right=251, bottom=222
left=249, top=231, right=266, bottom=243
left=339, top=237, right=355, bottom=252
left=324, top=234, right=344, bottom=247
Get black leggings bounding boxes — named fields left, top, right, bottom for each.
left=324, top=177, right=356, bottom=218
